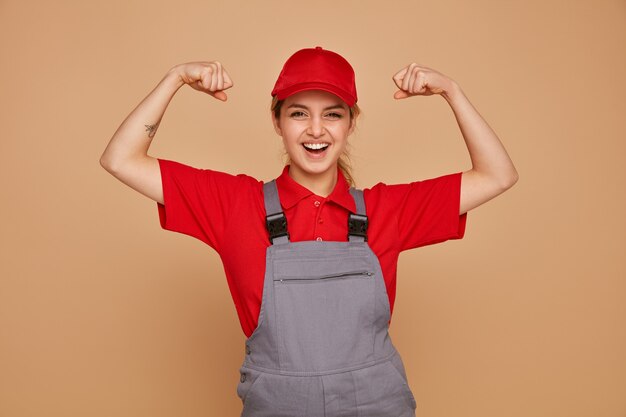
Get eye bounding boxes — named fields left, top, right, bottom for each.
left=327, top=112, right=343, bottom=119
left=289, top=111, right=306, bottom=118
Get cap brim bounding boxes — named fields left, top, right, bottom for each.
left=274, top=82, right=356, bottom=107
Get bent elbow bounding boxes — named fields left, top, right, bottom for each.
left=99, top=154, right=114, bottom=173
left=500, top=169, right=519, bottom=191
left=99, top=153, right=122, bottom=175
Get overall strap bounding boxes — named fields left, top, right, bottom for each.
left=348, top=188, right=368, bottom=242
left=263, top=180, right=290, bottom=245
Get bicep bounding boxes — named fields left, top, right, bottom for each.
left=460, top=170, right=513, bottom=214
left=105, top=156, right=164, bottom=204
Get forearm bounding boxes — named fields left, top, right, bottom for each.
left=442, top=82, right=518, bottom=188
left=99, top=67, right=185, bottom=170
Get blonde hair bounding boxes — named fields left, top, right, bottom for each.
left=270, top=95, right=362, bottom=187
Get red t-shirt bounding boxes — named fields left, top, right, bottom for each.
left=156, top=158, right=467, bottom=338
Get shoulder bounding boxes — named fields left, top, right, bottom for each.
left=158, top=158, right=262, bottom=186
left=158, top=158, right=266, bottom=211
left=363, top=172, right=463, bottom=202
left=361, top=172, right=463, bottom=222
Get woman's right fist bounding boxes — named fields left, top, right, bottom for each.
left=172, top=61, right=233, bottom=101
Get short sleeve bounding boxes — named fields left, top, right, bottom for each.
left=374, top=172, right=467, bottom=251
left=156, top=158, right=246, bottom=251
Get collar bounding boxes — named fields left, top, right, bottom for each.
left=275, top=165, right=357, bottom=213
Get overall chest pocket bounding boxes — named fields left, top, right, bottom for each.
left=272, top=257, right=377, bottom=372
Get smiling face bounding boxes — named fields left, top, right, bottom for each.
left=271, top=89, right=356, bottom=187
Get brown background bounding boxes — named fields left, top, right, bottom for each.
left=1, top=1, right=625, bottom=416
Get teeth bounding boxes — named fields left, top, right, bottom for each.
left=303, top=143, right=329, bottom=150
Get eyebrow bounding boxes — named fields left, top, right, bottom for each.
left=286, top=103, right=346, bottom=111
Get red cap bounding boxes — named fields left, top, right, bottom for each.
left=271, top=46, right=357, bottom=107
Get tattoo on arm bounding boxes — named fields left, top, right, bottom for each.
left=144, top=120, right=161, bottom=138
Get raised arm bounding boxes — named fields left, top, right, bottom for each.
left=392, top=63, right=519, bottom=215
left=99, top=62, right=233, bottom=204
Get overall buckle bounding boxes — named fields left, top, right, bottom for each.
left=266, top=213, right=289, bottom=244
left=348, top=213, right=368, bottom=241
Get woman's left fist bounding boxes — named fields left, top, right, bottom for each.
left=392, top=63, right=456, bottom=99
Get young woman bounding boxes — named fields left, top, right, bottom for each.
left=100, top=46, right=518, bottom=417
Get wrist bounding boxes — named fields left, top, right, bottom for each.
left=441, top=80, right=462, bottom=102
left=163, top=66, right=186, bottom=90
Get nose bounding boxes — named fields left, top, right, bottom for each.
left=307, top=116, right=326, bottom=138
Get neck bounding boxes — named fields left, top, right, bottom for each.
left=288, top=165, right=338, bottom=197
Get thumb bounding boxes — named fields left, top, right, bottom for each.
left=394, top=90, right=410, bottom=99
left=213, top=91, right=228, bottom=101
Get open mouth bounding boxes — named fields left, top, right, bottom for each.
left=302, top=142, right=330, bottom=155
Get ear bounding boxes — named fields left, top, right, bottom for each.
left=271, top=111, right=283, bottom=136
left=348, top=114, right=356, bottom=136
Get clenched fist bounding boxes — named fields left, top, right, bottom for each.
left=392, top=63, right=456, bottom=99
left=173, top=61, right=234, bottom=101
